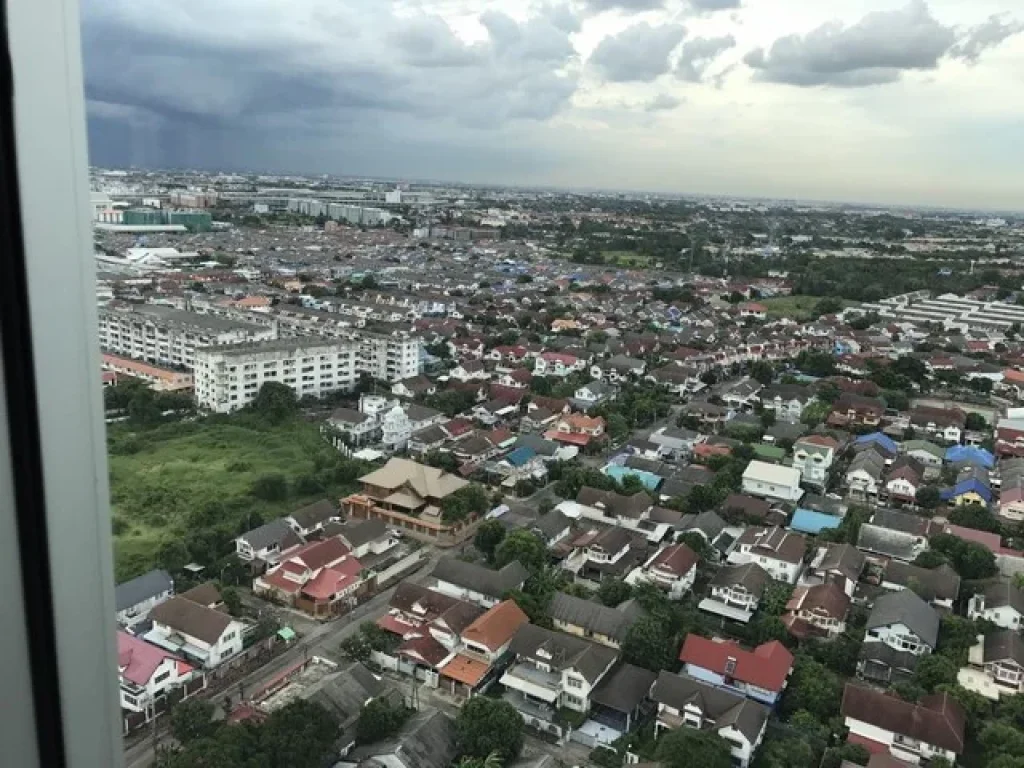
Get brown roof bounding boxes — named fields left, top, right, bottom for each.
left=841, top=684, right=966, bottom=754
left=389, top=582, right=464, bottom=621
left=786, top=583, right=850, bottom=619
left=180, top=582, right=222, bottom=608
left=433, top=601, right=485, bottom=635
left=648, top=543, right=699, bottom=576
left=737, top=526, right=807, bottom=564
left=149, top=596, right=233, bottom=644
left=461, top=599, right=529, bottom=652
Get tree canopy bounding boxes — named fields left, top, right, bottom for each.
left=454, top=696, right=524, bottom=763
left=494, top=529, right=547, bottom=572
left=655, top=726, right=733, bottom=768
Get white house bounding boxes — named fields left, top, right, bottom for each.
left=234, top=518, right=303, bottom=565
left=700, top=562, right=770, bottom=623
left=741, top=461, right=802, bottom=503
left=846, top=450, right=885, bottom=500
left=117, top=631, right=204, bottom=729
left=958, top=630, right=1024, bottom=700
left=791, top=435, right=838, bottom=489
left=650, top=671, right=770, bottom=768
left=629, top=543, right=698, bottom=598
left=728, top=526, right=807, bottom=584
left=144, top=597, right=246, bottom=669
left=968, top=579, right=1024, bottom=629
left=534, top=352, right=585, bottom=378
left=430, top=558, right=530, bottom=609
left=858, top=590, right=939, bottom=683
left=115, top=569, right=174, bottom=630
left=573, top=379, right=615, bottom=407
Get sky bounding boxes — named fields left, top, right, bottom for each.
left=82, top=0, right=1024, bottom=209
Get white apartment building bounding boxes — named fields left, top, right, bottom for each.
left=194, top=338, right=358, bottom=413
left=98, top=305, right=273, bottom=370
left=354, top=331, right=421, bottom=382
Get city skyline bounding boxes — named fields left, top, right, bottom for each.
left=83, top=0, right=1024, bottom=210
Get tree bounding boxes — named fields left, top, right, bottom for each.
left=760, top=581, right=794, bottom=616
left=474, top=519, right=506, bottom=562
left=913, top=653, right=959, bottom=692
left=800, top=400, right=831, bottom=427
left=949, top=503, right=1001, bottom=534
left=494, top=529, right=547, bottom=572
left=750, top=362, right=775, bottom=386
left=170, top=698, right=216, bottom=744
left=606, top=413, right=630, bottom=441
left=458, top=752, right=505, bottom=768
left=813, top=298, right=843, bottom=317
left=251, top=381, right=298, bottom=423
left=220, top=586, right=243, bottom=617
left=455, top=696, right=524, bottom=763
left=780, top=657, right=842, bottom=719
left=929, top=533, right=997, bottom=580
left=915, top=485, right=941, bottom=510
left=598, top=579, right=633, bottom=607
left=442, top=484, right=490, bottom=524
left=251, top=473, right=288, bottom=501
left=966, top=412, right=987, bottom=431
left=655, top=726, right=732, bottom=768
left=356, top=697, right=409, bottom=744
left=622, top=615, right=677, bottom=672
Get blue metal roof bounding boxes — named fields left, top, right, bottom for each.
left=504, top=446, right=536, bottom=467
left=940, top=477, right=993, bottom=503
left=855, top=432, right=899, bottom=455
left=944, top=445, right=994, bottom=469
left=789, top=508, right=842, bottom=535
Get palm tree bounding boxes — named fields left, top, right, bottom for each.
left=457, top=751, right=503, bottom=768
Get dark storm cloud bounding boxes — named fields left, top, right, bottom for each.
left=744, top=0, right=956, bottom=87
left=589, top=22, right=686, bottom=82
left=951, top=14, right=1024, bottom=64
left=676, top=35, right=736, bottom=82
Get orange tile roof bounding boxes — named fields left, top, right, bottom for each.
left=439, top=654, right=489, bottom=686
left=461, top=599, right=529, bottom=652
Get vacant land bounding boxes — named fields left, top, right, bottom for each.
left=602, top=250, right=652, bottom=267
left=760, top=295, right=859, bottom=320
left=108, top=416, right=364, bottom=581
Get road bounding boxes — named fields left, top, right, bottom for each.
left=124, top=548, right=444, bottom=768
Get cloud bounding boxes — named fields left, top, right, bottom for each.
left=951, top=14, right=1024, bottom=64
left=582, top=0, right=666, bottom=12
left=645, top=93, right=682, bottom=112
left=688, top=0, right=741, bottom=12
left=744, top=0, right=956, bottom=87
left=589, top=22, right=686, bottom=82
left=676, top=35, right=735, bottom=81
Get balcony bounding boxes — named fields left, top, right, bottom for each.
left=500, top=662, right=561, bottom=703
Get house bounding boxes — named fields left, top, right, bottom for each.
left=180, top=582, right=224, bottom=611
left=998, top=485, right=1024, bottom=523
left=650, top=671, right=770, bottom=768
left=534, top=351, right=585, bottom=378
left=783, top=583, right=850, bottom=639
left=678, top=634, right=794, bottom=706
left=438, top=599, right=530, bottom=697
left=430, top=558, right=530, bottom=608
left=828, top=394, right=885, bottom=429
left=761, top=384, right=815, bottom=422
left=341, top=458, right=471, bottom=540
left=286, top=499, right=340, bottom=538
left=548, top=412, right=605, bottom=443
left=791, top=435, right=839, bottom=489
left=857, top=509, right=937, bottom=563
left=115, top=568, right=174, bottom=630
left=338, top=710, right=457, bottom=768
left=253, top=537, right=355, bottom=604
left=940, top=466, right=993, bottom=507
left=841, top=684, right=966, bottom=764
left=326, top=407, right=379, bottom=447
left=741, top=461, right=803, bottom=503
left=529, top=509, right=574, bottom=548
left=592, top=354, right=646, bottom=383
left=729, top=526, right=807, bottom=584
left=450, top=359, right=489, bottom=382
left=967, top=579, right=1024, bottom=629
left=407, top=424, right=451, bottom=455
left=235, top=518, right=304, bottom=566
left=903, top=440, right=945, bottom=470
left=566, top=525, right=651, bottom=585
left=377, top=582, right=478, bottom=640
left=391, top=375, right=436, bottom=399
left=304, top=662, right=399, bottom=756
left=576, top=486, right=652, bottom=523
left=117, top=631, right=203, bottom=730
left=877, top=561, right=960, bottom=610
left=958, top=629, right=1024, bottom=700
left=630, top=543, right=699, bottom=598
left=648, top=425, right=701, bottom=457
left=337, top=518, right=398, bottom=558
left=144, top=597, right=246, bottom=669
left=885, top=458, right=925, bottom=505
left=846, top=449, right=886, bottom=501
left=587, top=663, right=658, bottom=740
left=549, top=591, right=644, bottom=649
left=496, top=368, right=533, bottom=390
left=719, top=493, right=775, bottom=524
left=804, top=543, right=865, bottom=597
left=700, top=562, right=771, bottom=623
left=499, top=623, right=619, bottom=737
left=719, top=378, right=763, bottom=412
left=909, top=406, right=966, bottom=444
left=859, top=590, right=939, bottom=684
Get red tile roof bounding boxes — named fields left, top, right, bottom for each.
left=678, top=634, right=793, bottom=693
left=118, top=631, right=190, bottom=687
left=300, top=556, right=362, bottom=601
left=461, top=599, right=529, bottom=652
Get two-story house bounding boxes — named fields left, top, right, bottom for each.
left=782, top=583, right=850, bottom=639
left=566, top=526, right=650, bottom=586
left=117, top=631, right=204, bottom=730
left=760, top=384, right=816, bottom=423
left=877, top=560, right=960, bottom=611
left=572, top=380, right=616, bottom=410
left=958, top=629, right=1024, bottom=700
left=846, top=449, right=886, bottom=501
left=235, top=518, right=304, bottom=567
left=430, top=558, right=530, bottom=609
left=144, top=597, right=246, bottom=669
left=700, top=562, right=771, bottom=623
left=286, top=499, right=341, bottom=538
left=804, top=543, right=865, bottom=597
left=741, top=461, right=803, bottom=503
left=678, top=634, right=794, bottom=706
left=909, top=406, right=966, bottom=444
left=253, top=537, right=355, bottom=603
left=115, top=568, right=174, bottom=630
left=841, top=684, right=966, bottom=765
left=728, top=526, right=807, bottom=584
left=967, top=579, right=1024, bottom=629
left=549, top=592, right=644, bottom=649
left=534, top=352, right=585, bottom=378
left=859, top=590, right=939, bottom=684
left=885, top=458, right=925, bottom=505
left=791, top=435, right=839, bottom=489
left=499, top=624, right=619, bottom=738
left=630, top=543, right=699, bottom=598
left=337, top=518, right=399, bottom=559
left=650, top=671, right=770, bottom=768
left=438, top=599, right=530, bottom=698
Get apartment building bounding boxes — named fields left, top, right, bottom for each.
left=193, top=337, right=358, bottom=413
left=98, top=304, right=273, bottom=369
left=353, top=330, right=421, bottom=382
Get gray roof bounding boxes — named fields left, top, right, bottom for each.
left=590, top=663, right=658, bottom=714
left=871, top=508, right=934, bottom=536
left=405, top=403, right=443, bottom=422
left=237, top=518, right=303, bottom=553
left=650, top=671, right=770, bottom=744
left=289, top=499, right=337, bottom=529
left=329, top=407, right=372, bottom=426
left=514, top=433, right=559, bottom=456
left=115, top=568, right=173, bottom=612
left=340, top=518, right=389, bottom=548
left=508, top=623, right=620, bottom=684
left=848, top=449, right=885, bottom=479
left=983, top=629, right=1024, bottom=666
left=680, top=510, right=727, bottom=540
left=859, top=641, right=927, bottom=682
left=577, top=487, right=652, bottom=520
left=431, top=558, right=529, bottom=599
left=866, top=590, right=940, bottom=648
left=306, top=661, right=392, bottom=724
left=549, top=592, right=643, bottom=644
left=817, top=543, right=866, bottom=582
left=580, top=379, right=615, bottom=396
left=530, top=510, right=573, bottom=542
left=979, top=579, right=1024, bottom=614
left=857, top=524, right=922, bottom=562
left=352, top=710, right=457, bottom=768
left=711, top=562, right=770, bottom=597
left=882, top=562, right=960, bottom=603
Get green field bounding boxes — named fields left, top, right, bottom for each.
left=108, top=416, right=364, bottom=581
left=602, top=250, right=652, bottom=268
left=760, top=295, right=859, bottom=320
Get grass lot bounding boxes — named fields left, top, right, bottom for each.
left=108, top=416, right=363, bottom=581
left=602, top=250, right=652, bottom=268
left=760, top=295, right=859, bottom=320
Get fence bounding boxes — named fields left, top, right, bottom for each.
left=374, top=549, right=425, bottom=589
left=569, top=729, right=599, bottom=749
left=369, top=650, right=439, bottom=688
